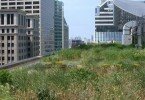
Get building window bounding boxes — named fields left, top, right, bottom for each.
left=8, top=50, right=10, bottom=54
left=2, top=57, right=5, bottom=61
left=27, top=19, right=30, bottom=27
left=1, top=3, right=7, bottom=6
left=12, top=29, right=15, bottom=33
left=12, top=57, right=14, bottom=61
left=17, top=2, right=23, bottom=5
left=21, top=15, right=23, bottom=25
left=1, top=36, right=4, bottom=40
left=17, top=6, right=23, bottom=9
left=2, top=29, right=5, bottom=33
left=2, top=43, right=4, bottom=47
left=1, top=7, right=7, bottom=9
left=33, top=10, right=39, bottom=13
left=2, top=50, right=4, bottom=54
left=25, top=2, right=32, bottom=5
left=8, top=57, right=10, bottom=61
left=9, top=7, right=15, bottom=9
left=1, top=14, right=4, bottom=25
left=12, top=50, right=14, bottom=54
left=25, top=6, right=32, bottom=9
left=33, top=1, right=39, bottom=4
left=28, top=31, right=31, bottom=34
left=11, top=36, right=14, bottom=40
left=7, top=29, right=9, bottom=33
left=11, top=43, right=14, bottom=47
left=33, top=6, right=39, bottom=9
left=11, top=14, right=14, bottom=24
left=7, top=36, right=10, bottom=40
left=9, top=2, right=15, bottom=5
left=7, top=14, right=10, bottom=24
left=18, top=14, right=20, bottom=25
left=7, top=43, right=10, bottom=47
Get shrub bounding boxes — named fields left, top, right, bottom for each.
left=69, top=68, right=98, bottom=84
left=58, top=49, right=82, bottom=60
left=14, top=89, right=38, bottom=100
left=0, top=84, right=13, bottom=100
left=0, top=70, right=12, bottom=85
left=75, top=44, right=95, bottom=50
left=37, top=88, right=55, bottom=100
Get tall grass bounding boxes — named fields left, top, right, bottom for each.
left=1, top=43, right=145, bottom=99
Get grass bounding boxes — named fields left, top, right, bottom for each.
left=1, top=43, right=145, bottom=99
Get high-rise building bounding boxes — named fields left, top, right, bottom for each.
left=62, top=18, right=69, bottom=49
left=0, top=0, right=55, bottom=56
left=26, top=15, right=40, bottom=58
left=95, top=0, right=145, bottom=43
left=54, top=0, right=69, bottom=51
left=0, top=9, right=39, bottom=66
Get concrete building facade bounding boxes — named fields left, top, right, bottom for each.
left=0, top=0, right=69, bottom=55
left=0, top=9, right=39, bottom=66
left=26, top=15, right=39, bottom=58
left=0, top=0, right=55, bottom=56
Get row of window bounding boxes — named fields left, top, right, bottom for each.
left=27, top=42, right=39, bottom=46
left=27, top=36, right=39, bottom=40
left=1, top=1, right=39, bottom=5
left=95, top=32, right=122, bottom=42
left=0, top=43, right=14, bottom=47
left=1, top=7, right=39, bottom=14
left=19, top=55, right=27, bottom=60
left=0, top=56, right=14, bottom=61
left=0, top=63, right=5, bottom=66
left=0, top=36, right=14, bottom=40
left=0, top=41, right=39, bottom=48
left=0, top=14, right=14, bottom=25
left=0, top=50, right=14, bottom=54
left=0, top=29, right=15, bottom=33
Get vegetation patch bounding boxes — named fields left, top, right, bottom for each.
left=1, top=43, right=145, bottom=99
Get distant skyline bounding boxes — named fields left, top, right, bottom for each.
left=60, top=0, right=100, bottom=40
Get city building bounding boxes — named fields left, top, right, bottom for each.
left=0, top=9, right=39, bottom=66
left=54, top=0, right=69, bottom=51
left=26, top=15, right=39, bottom=58
left=95, top=0, right=145, bottom=43
left=69, top=37, right=85, bottom=48
left=62, top=18, right=69, bottom=49
left=0, top=0, right=55, bottom=56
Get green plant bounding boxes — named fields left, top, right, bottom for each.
left=37, top=88, right=55, bottom=100
left=0, top=70, right=12, bottom=85
left=0, top=84, right=14, bottom=100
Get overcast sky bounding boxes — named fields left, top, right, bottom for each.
left=60, top=0, right=100, bottom=39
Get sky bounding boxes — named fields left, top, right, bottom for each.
left=60, top=0, right=100, bottom=40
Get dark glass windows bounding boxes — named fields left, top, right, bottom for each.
left=1, top=14, right=4, bottom=25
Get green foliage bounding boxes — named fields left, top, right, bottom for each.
left=75, top=44, right=95, bottom=50
left=69, top=68, right=98, bottom=83
left=2, top=43, right=145, bottom=99
left=58, top=49, right=82, bottom=60
left=48, top=69, right=71, bottom=90
left=0, top=84, right=13, bottom=100
left=37, top=88, right=55, bottom=100
left=0, top=70, right=12, bottom=85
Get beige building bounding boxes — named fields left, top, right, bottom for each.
left=0, top=9, right=39, bottom=66
left=0, top=0, right=55, bottom=56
